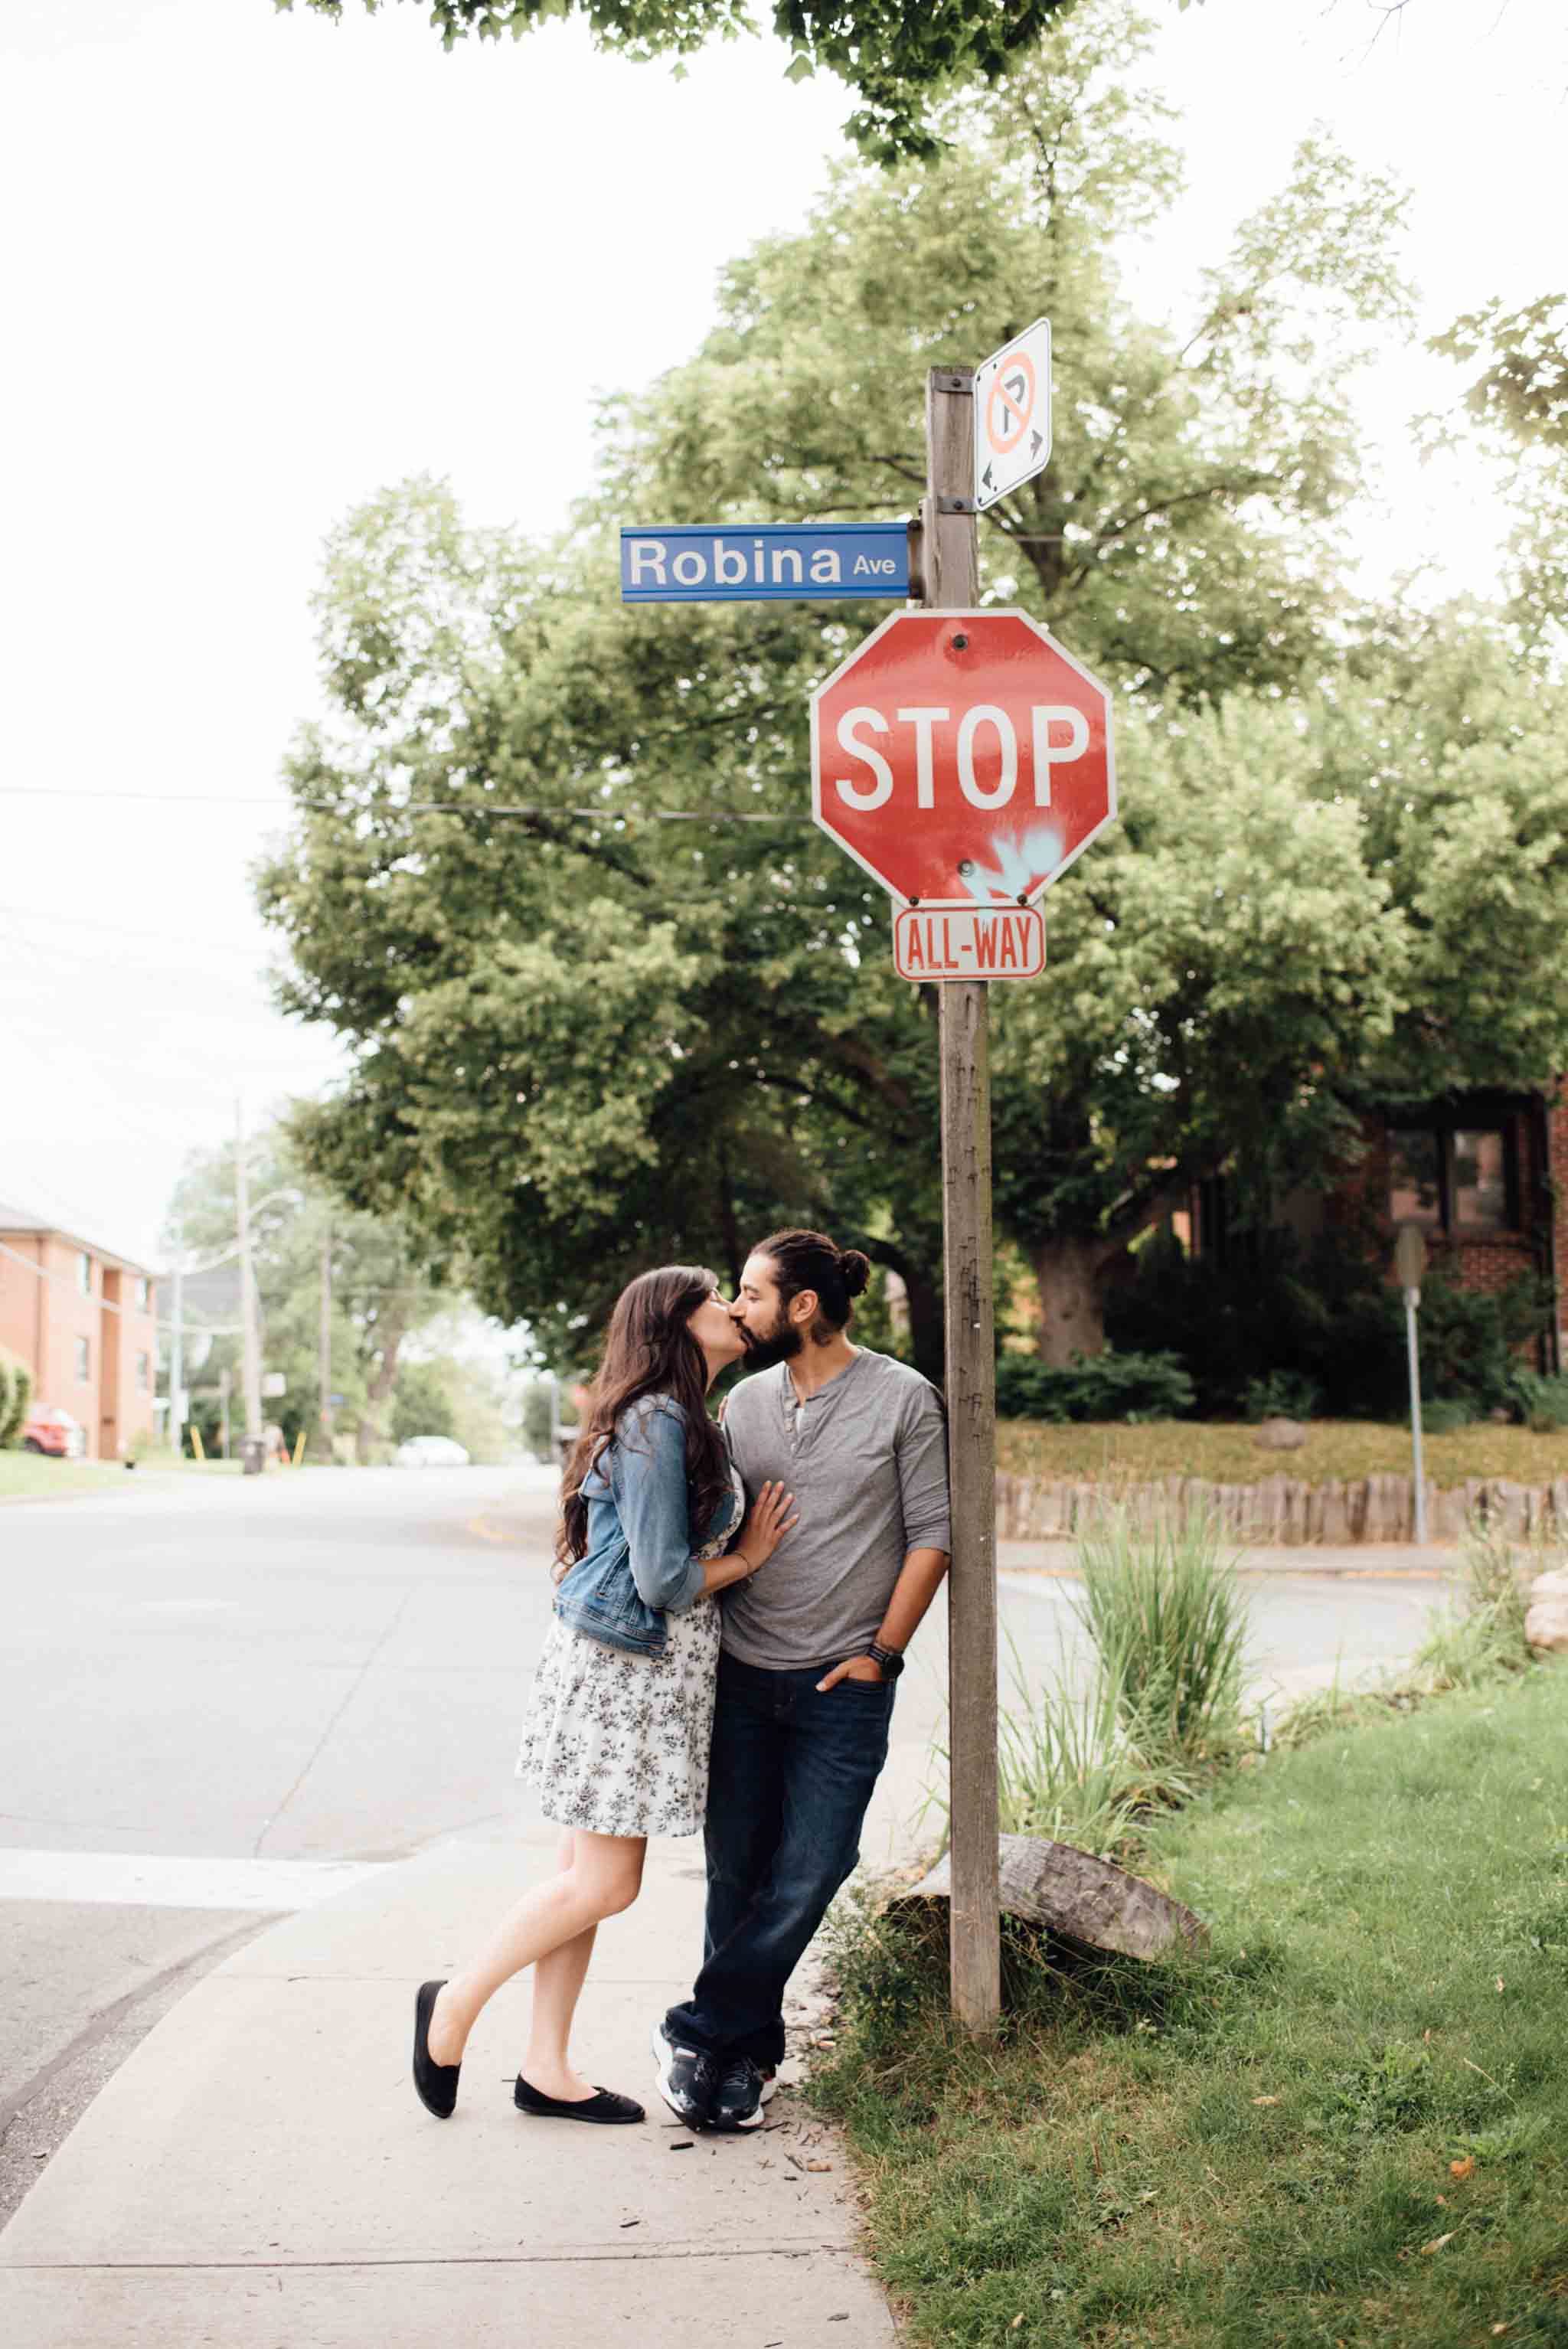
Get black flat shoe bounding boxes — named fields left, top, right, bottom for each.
left=413, top=1979, right=461, bottom=2119
left=514, top=2074, right=645, bottom=2125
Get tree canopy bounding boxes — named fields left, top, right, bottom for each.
left=276, top=0, right=1080, bottom=162
left=259, top=4, right=1568, bottom=1371
left=164, top=1122, right=451, bottom=1455
left=1427, top=294, right=1568, bottom=661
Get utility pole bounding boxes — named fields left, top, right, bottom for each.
left=169, top=1230, right=185, bottom=1459
left=318, top=1222, right=333, bottom=1459
left=923, top=363, right=1001, bottom=2035
left=219, top=1366, right=231, bottom=1461
left=234, top=1099, right=263, bottom=1445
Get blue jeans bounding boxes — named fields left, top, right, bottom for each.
left=664, top=1651, right=894, bottom=2067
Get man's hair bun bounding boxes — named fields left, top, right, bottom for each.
left=838, top=1248, right=872, bottom=1299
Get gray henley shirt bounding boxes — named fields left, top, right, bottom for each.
left=719, top=1348, right=951, bottom=1671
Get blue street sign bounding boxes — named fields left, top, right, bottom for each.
left=621, top=521, right=910, bottom=604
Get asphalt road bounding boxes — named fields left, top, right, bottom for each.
left=0, top=1464, right=1453, bottom=2227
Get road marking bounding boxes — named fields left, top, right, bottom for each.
left=0, top=1849, right=390, bottom=1913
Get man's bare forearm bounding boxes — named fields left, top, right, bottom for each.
left=874, top=1546, right=950, bottom=1653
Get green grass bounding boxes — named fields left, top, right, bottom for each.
left=0, top=1453, right=132, bottom=1499
left=0, top=1452, right=245, bottom=1500
left=815, top=1665, right=1568, bottom=2348
left=997, top=1416, right=1568, bottom=1491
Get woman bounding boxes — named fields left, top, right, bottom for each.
left=412, top=1266, right=795, bottom=2126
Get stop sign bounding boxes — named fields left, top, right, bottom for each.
left=809, top=609, right=1115, bottom=907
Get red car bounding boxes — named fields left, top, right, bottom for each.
left=22, top=1406, right=86, bottom=1459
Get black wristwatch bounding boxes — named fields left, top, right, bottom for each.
left=868, top=1642, right=905, bottom=1681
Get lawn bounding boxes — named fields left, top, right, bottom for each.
left=0, top=1452, right=244, bottom=1500
left=815, top=1665, right=1568, bottom=2348
left=997, top=1418, right=1568, bottom=1491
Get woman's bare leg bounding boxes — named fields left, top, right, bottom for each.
left=427, top=1828, right=645, bottom=2067
left=520, top=1838, right=600, bottom=2098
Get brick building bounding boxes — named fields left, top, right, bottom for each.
left=0, top=1201, right=162, bottom=1459
left=1188, top=1080, right=1567, bottom=1374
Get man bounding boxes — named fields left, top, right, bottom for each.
left=653, top=1227, right=951, bottom=2132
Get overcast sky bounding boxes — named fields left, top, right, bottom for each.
left=2, top=0, right=1561, bottom=1276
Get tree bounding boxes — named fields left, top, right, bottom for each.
left=393, top=1348, right=516, bottom=1457
left=259, top=5, right=1568, bottom=1367
left=276, top=0, right=1077, bottom=163
left=390, top=1359, right=458, bottom=1443
left=1428, top=295, right=1568, bottom=661
left=164, top=1120, right=448, bottom=1456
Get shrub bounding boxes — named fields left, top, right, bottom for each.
left=1071, top=1504, right=1253, bottom=1766
left=1508, top=1368, right=1568, bottom=1432
left=994, top=1348, right=1194, bottom=1423
left=0, top=1348, right=33, bottom=1449
left=1240, top=1369, right=1321, bottom=1422
left=1417, top=1395, right=1475, bottom=1433
left=1107, top=1220, right=1553, bottom=1422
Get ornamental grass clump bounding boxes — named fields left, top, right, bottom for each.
left=1071, top=1503, right=1253, bottom=1767
left=1410, top=1514, right=1540, bottom=1692
left=996, top=1648, right=1194, bottom=1858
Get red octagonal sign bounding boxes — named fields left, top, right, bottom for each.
left=810, top=609, right=1116, bottom=909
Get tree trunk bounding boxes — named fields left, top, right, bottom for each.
left=901, top=1258, right=943, bottom=1387
left=1031, top=1234, right=1111, bottom=1364
left=893, top=1834, right=1207, bottom=1961
left=862, top=1239, right=944, bottom=1386
left=356, top=1320, right=407, bottom=1462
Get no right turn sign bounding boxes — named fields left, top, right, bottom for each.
left=973, top=317, right=1052, bottom=511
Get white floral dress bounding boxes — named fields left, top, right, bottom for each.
left=516, top=1466, right=744, bottom=1838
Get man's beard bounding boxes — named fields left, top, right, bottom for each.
left=737, top=1311, right=802, bottom=1371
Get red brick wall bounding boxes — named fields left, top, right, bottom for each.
left=1550, top=1076, right=1568, bottom=1370
left=0, top=1232, right=160, bottom=1456
left=1325, top=1091, right=1565, bottom=1364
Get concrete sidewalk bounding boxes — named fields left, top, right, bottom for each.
left=0, top=1826, right=897, bottom=2348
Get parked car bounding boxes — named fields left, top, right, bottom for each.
left=394, top=1434, right=471, bottom=1469
left=22, top=1406, right=87, bottom=1459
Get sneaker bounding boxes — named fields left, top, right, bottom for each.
left=651, top=2021, right=719, bottom=2128
left=710, top=2054, right=769, bottom=2132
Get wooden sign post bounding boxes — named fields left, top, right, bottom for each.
left=636, top=332, right=1106, bottom=2042
left=921, top=364, right=1001, bottom=2035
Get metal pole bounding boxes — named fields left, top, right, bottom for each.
left=924, top=361, right=1001, bottom=2036
left=234, top=1099, right=263, bottom=1444
left=220, top=1365, right=231, bottom=1461
left=1405, top=1286, right=1427, bottom=1543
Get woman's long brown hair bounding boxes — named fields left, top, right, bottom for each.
left=557, top=1265, right=732, bottom=1567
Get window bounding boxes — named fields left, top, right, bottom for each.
left=1388, top=1123, right=1517, bottom=1233
left=1452, top=1129, right=1509, bottom=1227
left=75, top=1336, right=90, bottom=1384
left=135, top=1277, right=149, bottom=1312
left=77, top=1251, right=93, bottom=1296
left=1388, top=1129, right=1442, bottom=1228
left=136, top=1352, right=149, bottom=1393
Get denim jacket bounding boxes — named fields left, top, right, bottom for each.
left=554, top=1395, right=740, bottom=1657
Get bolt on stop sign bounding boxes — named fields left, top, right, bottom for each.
left=810, top=609, right=1116, bottom=978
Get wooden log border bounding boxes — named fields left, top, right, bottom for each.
left=995, top=1469, right=1568, bottom=1547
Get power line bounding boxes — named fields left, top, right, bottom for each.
left=0, top=902, right=274, bottom=962
left=0, top=786, right=814, bottom=825
left=0, top=1235, right=161, bottom=1309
